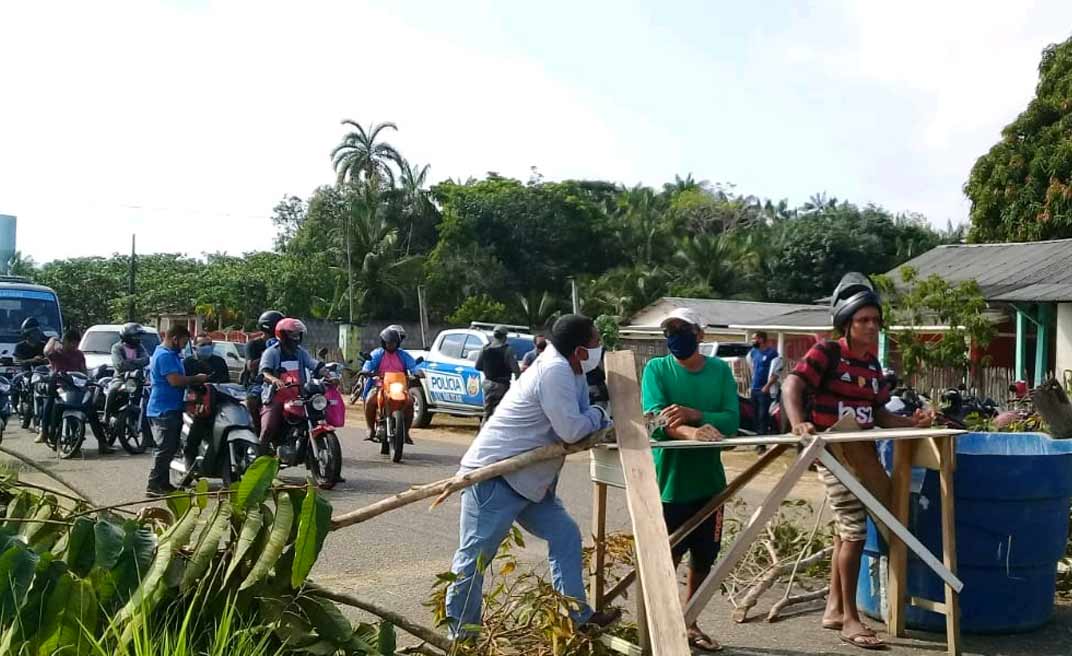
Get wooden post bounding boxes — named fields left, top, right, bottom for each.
left=887, top=439, right=914, bottom=637
left=684, top=438, right=827, bottom=625
left=939, top=436, right=962, bottom=656
left=590, top=482, right=608, bottom=611
left=605, top=350, right=690, bottom=656
left=608, top=353, right=690, bottom=656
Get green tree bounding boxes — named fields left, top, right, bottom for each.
left=331, top=120, right=403, bottom=188
left=875, top=266, right=996, bottom=379
left=966, top=36, right=1072, bottom=242
left=430, top=176, right=611, bottom=306
left=34, top=257, right=125, bottom=328
left=447, top=294, right=508, bottom=325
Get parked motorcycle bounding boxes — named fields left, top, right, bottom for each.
left=170, top=383, right=261, bottom=488
left=46, top=371, right=101, bottom=459
left=102, top=368, right=154, bottom=454
left=0, top=375, right=13, bottom=442
left=348, top=352, right=371, bottom=405
left=269, top=366, right=345, bottom=487
left=939, top=386, right=999, bottom=429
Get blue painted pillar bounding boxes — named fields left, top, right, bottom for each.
left=878, top=331, right=888, bottom=368
left=1015, top=309, right=1027, bottom=382
left=1035, top=303, right=1054, bottom=386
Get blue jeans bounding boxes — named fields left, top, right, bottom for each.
left=445, top=477, right=592, bottom=636
left=751, top=389, right=771, bottom=435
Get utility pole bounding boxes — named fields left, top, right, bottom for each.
left=127, top=234, right=137, bottom=322
left=417, top=285, right=430, bottom=348
left=570, top=278, right=580, bottom=314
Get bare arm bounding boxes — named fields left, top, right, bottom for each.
left=783, top=374, right=813, bottom=434
left=876, top=407, right=933, bottom=429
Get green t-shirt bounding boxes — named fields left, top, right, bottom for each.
left=640, top=354, right=740, bottom=503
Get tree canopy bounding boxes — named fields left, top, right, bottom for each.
left=20, top=120, right=957, bottom=331
left=966, top=35, right=1072, bottom=242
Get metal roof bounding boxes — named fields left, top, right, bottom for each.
left=627, top=297, right=828, bottom=329
left=729, top=306, right=833, bottom=330
left=891, top=239, right=1072, bottom=302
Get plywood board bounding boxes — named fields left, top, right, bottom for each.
left=605, top=349, right=690, bottom=656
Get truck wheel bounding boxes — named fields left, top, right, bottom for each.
left=411, top=389, right=432, bottom=428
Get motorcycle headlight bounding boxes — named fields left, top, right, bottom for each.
left=310, top=394, right=328, bottom=411
left=0, top=381, right=11, bottom=393
left=125, top=379, right=138, bottom=393
left=72, top=377, right=87, bottom=388
left=388, top=382, right=406, bottom=396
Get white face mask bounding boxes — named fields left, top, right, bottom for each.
left=579, top=345, right=603, bottom=374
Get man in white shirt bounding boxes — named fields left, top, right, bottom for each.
left=444, top=314, right=618, bottom=638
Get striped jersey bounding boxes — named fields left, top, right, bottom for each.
left=789, top=338, right=889, bottom=430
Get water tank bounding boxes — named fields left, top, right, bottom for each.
left=858, top=432, right=1072, bottom=633
left=0, top=215, right=15, bottom=275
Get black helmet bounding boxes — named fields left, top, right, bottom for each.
left=379, top=328, right=401, bottom=349
left=386, top=324, right=406, bottom=344
left=830, top=272, right=882, bottom=332
left=258, top=310, right=284, bottom=334
left=20, top=317, right=41, bottom=341
left=120, top=322, right=143, bottom=345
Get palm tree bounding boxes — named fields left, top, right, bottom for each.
left=803, top=192, right=838, bottom=214
left=672, top=232, right=760, bottom=298
left=514, top=291, right=565, bottom=330
left=331, top=120, right=403, bottom=188
left=614, top=185, right=669, bottom=266
left=397, top=159, right=438, bottom=255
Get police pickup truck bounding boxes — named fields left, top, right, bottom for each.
left=411, top=323, right=535, bottom=427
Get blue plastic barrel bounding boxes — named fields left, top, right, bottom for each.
left=857, top=432, right=1072, bottom=633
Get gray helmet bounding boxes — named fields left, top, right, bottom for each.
left=120, top=322, right=143, bottom=345
left=386, top=324, right=406, bottom=343
left=831, top=272, right=882, bottom=331
left=379, top=328, right=401, bottom=349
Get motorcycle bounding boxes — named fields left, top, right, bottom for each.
left=45, top=371, right=101, bottom=459
left=269, top=366, right=345, bottom=487
left=0, top=375, right=12, bottom=442
left=171, top=383, right=262, bottom=488
left=14, top=370, right=34, bottom=430
left=30, top=366, right=53, bottom=434
left=348, top=352, right=371, bottom=405
left=102, top=368, right=154, bottom=454
left=939, top=386, right=999, bottom=429
left=371, top=371, right=415, bottom=463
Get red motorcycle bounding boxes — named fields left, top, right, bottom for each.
left=270, top=365, right=345, bottom=488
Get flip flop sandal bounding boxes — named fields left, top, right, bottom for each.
left=839, top=631, right=886, bottom=651
left=687, top=628, right=722, bottom=653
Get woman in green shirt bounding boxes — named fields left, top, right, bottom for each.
left=640, top=308, right=739, bottom=653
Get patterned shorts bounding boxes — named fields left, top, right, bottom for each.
left=816, top=464, right=867, bottom=542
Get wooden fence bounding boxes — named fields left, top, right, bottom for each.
left=910, top=366, right=1019, bottom=404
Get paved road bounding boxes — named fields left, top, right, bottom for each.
left=1, top=415, right=1067, bottom=655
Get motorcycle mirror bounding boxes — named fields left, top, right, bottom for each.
left=415, top=356, right=424, bottom=364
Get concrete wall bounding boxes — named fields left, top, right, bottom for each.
left=1056, top=303, right=1072, bottom=380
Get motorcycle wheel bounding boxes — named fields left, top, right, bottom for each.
left=57, top=416, right=85, bottom=459
left=379, top=416, right=390, bottom=455
left=118, top=410, right=148, bottom=455
left=308, top=432, right=342, bottom=489
left=391, top=410, right=405, bottom=463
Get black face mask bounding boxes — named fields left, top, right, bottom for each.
left=752, top=341, right=762, bottom=349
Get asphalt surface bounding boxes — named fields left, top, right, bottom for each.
left=2, top=412, right=1069, bottom=655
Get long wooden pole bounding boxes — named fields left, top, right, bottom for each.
left=308, top=584, right=452, bottom=653
left=329, top=429, right=608, bottom=531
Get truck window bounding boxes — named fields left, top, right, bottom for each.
left=460, top=335, right=485, bottom=361
left=438, top=333, right=467, bottom=359
left=0, top=289, right=62, bottom=342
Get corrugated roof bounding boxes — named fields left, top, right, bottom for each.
left=730, top=306, right=833, bottom=330
left=627, top=297, right=827, bottom=329
left=891, top=239, right=1072, bottom=302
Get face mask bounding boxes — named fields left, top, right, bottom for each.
left=667, top=330, right=699, bottom=359
left=196, top=345, right=213, bottom=359
left=579, top=346, right=603, bottom=374
left=752, top=341, right=761, bottom=349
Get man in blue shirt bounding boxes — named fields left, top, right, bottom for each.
left=146, top=325, right=208, bottom=497
left=444, top=314, right=618, bottom=639
left=749, top=331, right=779, bottom=437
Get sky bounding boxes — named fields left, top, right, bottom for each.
left=2, top=1, right=1071, bottom=263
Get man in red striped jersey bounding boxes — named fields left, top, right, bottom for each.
left=783, top=272, right=933, bottom=651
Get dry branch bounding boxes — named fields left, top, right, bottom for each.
left=329, top=429, right=608, bottom=531
left=767, top=587, right=829, bottom=622
left=731, top=547, right=832, bottom=623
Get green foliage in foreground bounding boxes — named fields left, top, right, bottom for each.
left=0, top=458, right=400, bottom=656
